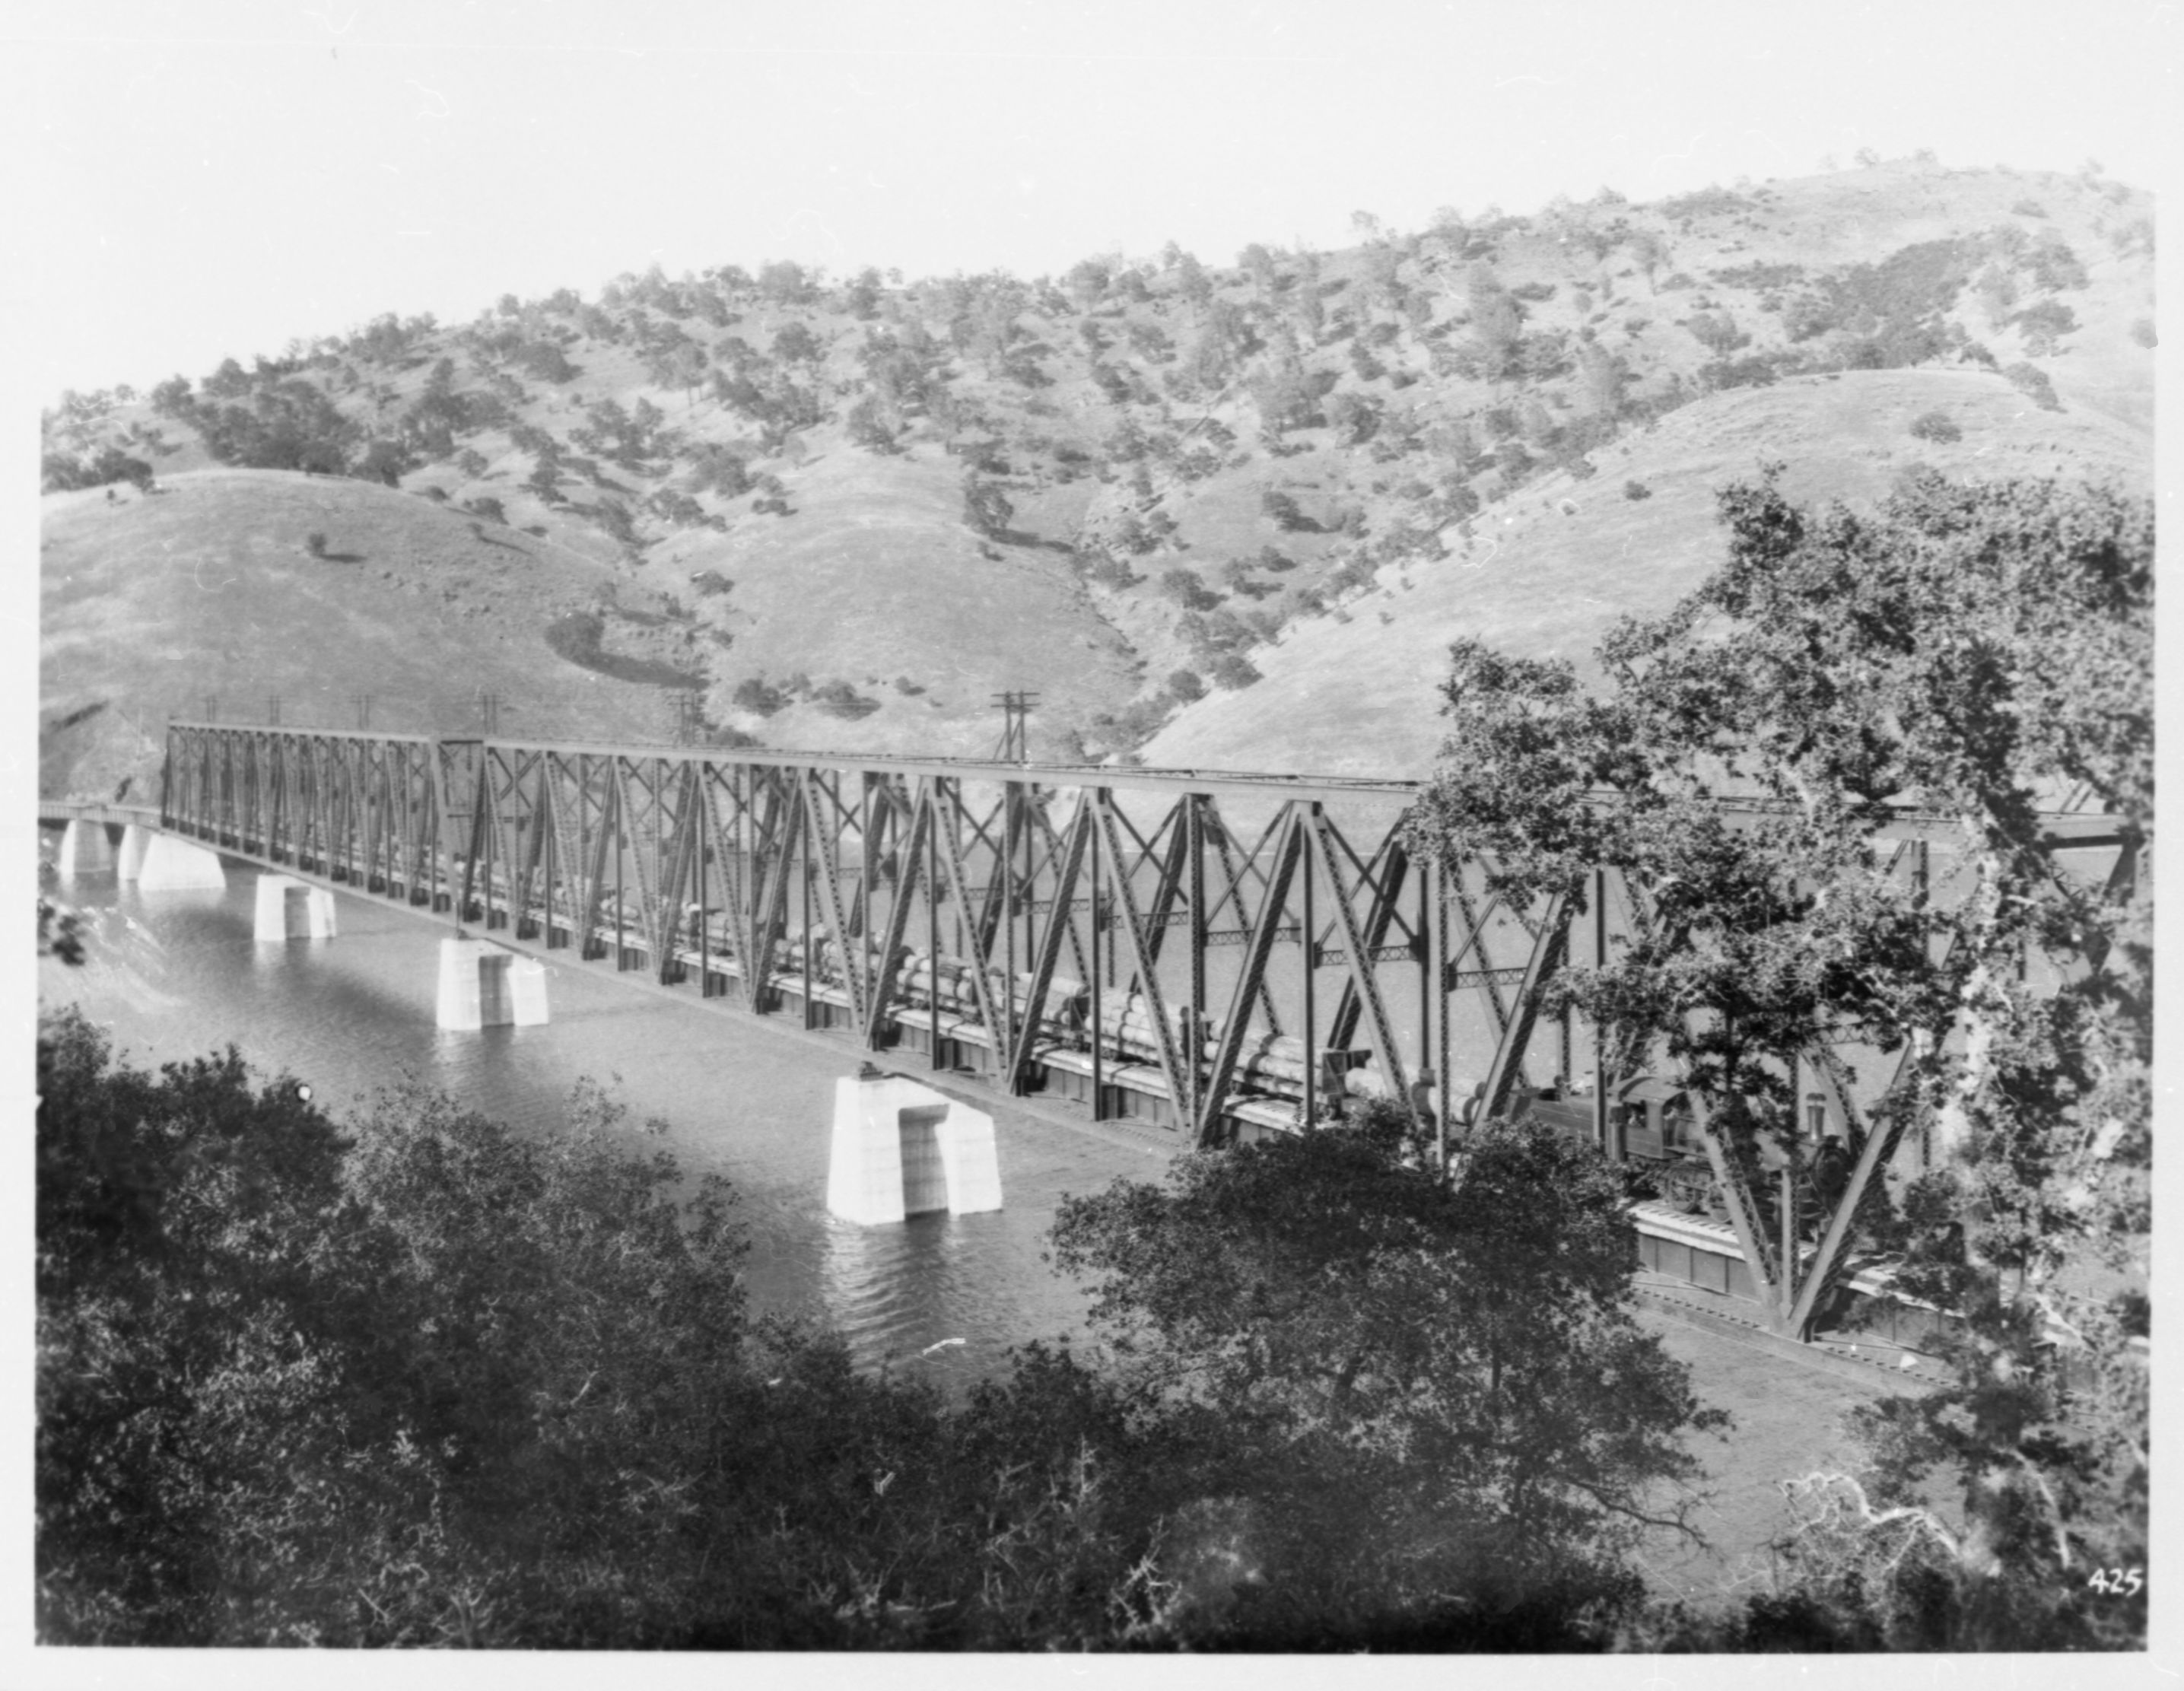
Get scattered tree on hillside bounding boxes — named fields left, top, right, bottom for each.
left=2012, top=299, right=2078, bottom=357
left=960, top=473, right=1013, bottom=539
left=1207, top=653, right=1260, bottom=690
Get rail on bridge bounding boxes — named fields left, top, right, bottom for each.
left=150, top=722, right=2128, bottom=1345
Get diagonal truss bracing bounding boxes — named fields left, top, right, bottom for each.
left=155, top=725, right=2124, bottom=1340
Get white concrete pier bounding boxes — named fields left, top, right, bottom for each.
left=253, top=874, right=339, bottom=942
left=56, top=819, right=116, bottom=877
left=116, top=825, right=151, bottom=882
left=134, top=833, right=227, bottom=891
left=827, top=1070, right=1002, bottom=1225
left=436, top=938, right=551, bottom=1030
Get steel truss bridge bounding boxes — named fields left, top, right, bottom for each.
left=148, top=723, right=2128, bottom=1343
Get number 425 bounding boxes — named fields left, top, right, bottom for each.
left=2088, top=1567, right=2144, bottom=1597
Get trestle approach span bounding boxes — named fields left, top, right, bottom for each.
left=141, top=723, right=2125, bottom=1342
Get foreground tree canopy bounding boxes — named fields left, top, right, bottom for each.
left=1408, top=469, right=2151, bottom=1648
left=37, top=1012, right=1718, bottom=1650
left=1050, top=1104, right=1726, bottom=1632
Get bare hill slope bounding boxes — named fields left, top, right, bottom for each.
left=628, top=447, right=1137, bottom=758
left=40, top=470, right=680, bottom=796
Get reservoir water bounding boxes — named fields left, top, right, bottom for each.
left=38, top=859, right=1180, bottom=1394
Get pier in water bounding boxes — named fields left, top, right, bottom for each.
left=39, top=860, right=1175, bottom=1391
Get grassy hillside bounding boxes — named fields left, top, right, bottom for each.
left=1143, top=365, right=2152, bottom=777
left=42, top=155, right=2153, bottom=789
left=39, top=471, right=682, bottom=796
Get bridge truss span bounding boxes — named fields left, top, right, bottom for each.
left=153, top=723, right=2129, bottom=1341
left=156, top=726, right=1575, bottom=1146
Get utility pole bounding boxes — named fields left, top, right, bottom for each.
left=351, top=693, right=373, bottom=731
left=202, top=695, right=218, bottom=724
left=990, top=691, right=1038, bottom=763
left=265, top=695, right=281, bottom=727
left=478, top=691, right=501, bottom=736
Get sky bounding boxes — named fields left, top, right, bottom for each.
left=8, top=0, right=2176, bottom=402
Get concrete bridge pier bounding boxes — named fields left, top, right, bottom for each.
left=437, top=938, right=550, bottom=1031
left=134, top=833, right=227, bottom=891
left=56, top=819, right=116, bottom=878
left=116, top=825, right=151, bottom=882
left=827, top=1071, right=1002, bottom=1225
left=254, top=874, right=339, bottom=942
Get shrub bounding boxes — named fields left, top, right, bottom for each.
left=1907, top=410, right=1962, bottom=443
left=1166, top=668, right=1206, bottom=703
left=2012, top=298, right=2078, bottom=354
left=304, top=530, right=329, bottom=558
left=545, top=614, right=708, bottom=688
left=2024, top=237, right=2089, bottom=292
left=1208, top=653, right=1261, bottom=690
left=1697, top=355, right=1779, bottom=392
left=2011, top=199, right=2048, bottom=218
left=731, top=677, right=790, bottom=716
left=2002, top=361, right=2063, bottom=412
left=811, top=681, right=881, bottom=720
left=1684, top=310, right=1748, bottom=355
left=1622, top=480, right=1653, bottom=502
left=520, top=341, right=578, bottom=383
left=2128, top=318, right=2157, bottom=348
left=1159, top=567, right=1221, bottom=611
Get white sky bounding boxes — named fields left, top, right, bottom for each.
left=8, top=0, right=2176, bottom=401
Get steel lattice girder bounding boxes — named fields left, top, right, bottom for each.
left=156, top=725, right=2128, bottom=1333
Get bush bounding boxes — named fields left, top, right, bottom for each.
left=811, top=680, right=881, bottom=720
left=1623, top=479, right=1653, bottom=501
left=1158, top=567, right=1221, bottom=611
left=1207, top=653, right=1260, bottom=690
left=1907, top=410, right=1962, bottom=443
left=1697, top=355, right=1779, bottom=392
left=520, top=340, right=578, bottom=383
left=304, top=530, right=329, bottom=558
left=2012, top=298, right=2078, bottom=354
left=545, top=613, right=707, bottom=688
left=1165, top=668, right=1206, bottom=703
left=2128, top=318, right=2157, bottom=348
left=2002, top=361, right=2063, bottom=412
left=731, top=677, right=790, bottom=717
